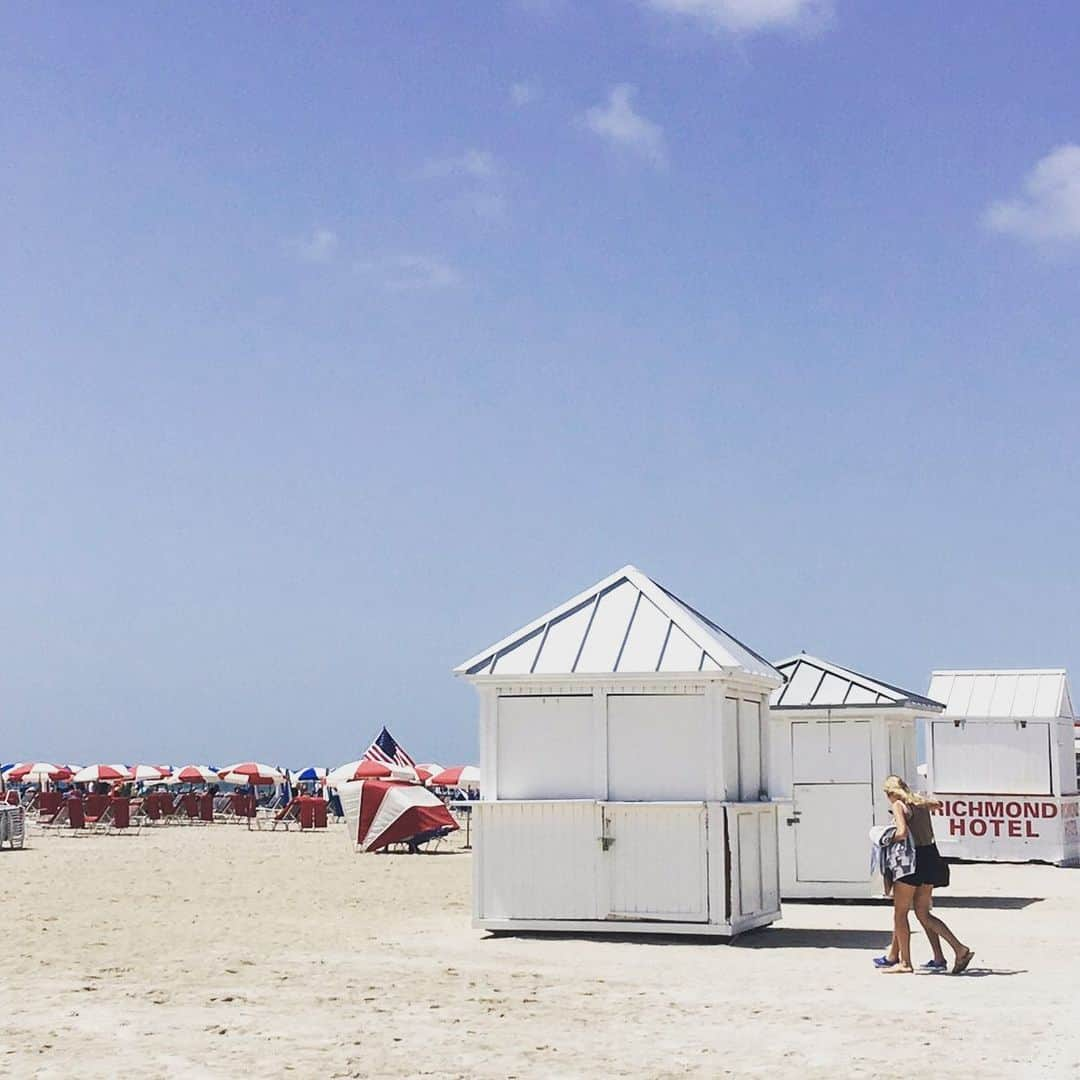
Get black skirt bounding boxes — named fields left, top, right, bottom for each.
left=900, top=843, right=950, bottom=888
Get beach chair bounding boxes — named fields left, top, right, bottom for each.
left=270, top=798, right=301, bottom=831
left=299, top=796, right=328, bottom=830
left=83, top=794, right=110, bottom=826
left=37, top=790, right=62, bottom=818
left=381, top=825, right=456, bottom=854
left=0, top=804, right=25, bottom=849
left=46, top=796, right=86, bottom=833
left=198, top=793, right=214, bottom=823
left=106, top=797, right=138, bottom=834
left=39, top=800, right=69, bottom=830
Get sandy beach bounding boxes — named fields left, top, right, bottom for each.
left=1, top=823, right=1078, bottom=1079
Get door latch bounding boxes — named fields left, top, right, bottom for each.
left=786, top=813, right=800, bottom=826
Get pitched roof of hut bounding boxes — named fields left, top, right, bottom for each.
left=455, top=565, right=780, bottom=681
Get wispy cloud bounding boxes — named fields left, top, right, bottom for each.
left=416, top=147, right=508, bottom=224
left=295, top=227, right=339, bottom=263
left=984, top=145, right=1080, bottom=245
left=641, top=0, right=831, bottom=34
left=358, top=254, right=462, bottom=291
left=510, top=81, right=540, bottom=107
left=418, top=149, right=498, bottom=181
left=579, top=84, right=667, bottom=169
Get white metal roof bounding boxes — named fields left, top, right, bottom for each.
left=928, top=669, right=1074, bottom=720
left=771, top=654, right=944, bottom=711
left=455, top=565, right=781, bottom=682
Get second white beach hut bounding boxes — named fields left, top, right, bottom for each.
left=455, top=565, right=784, bottom=937
left=767, top=653, right=945, bottom=899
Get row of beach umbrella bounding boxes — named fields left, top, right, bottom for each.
left=1, top=760, right=480, bottom=789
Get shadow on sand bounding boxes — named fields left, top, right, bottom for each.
left=732, top=927, right=890, bottom=950
left=787, top=895, right=1043, bottom=911
left=932, top=895, right=1042, bottom=910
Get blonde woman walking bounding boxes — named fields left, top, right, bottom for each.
left=875, top=775, right=974, bottom=975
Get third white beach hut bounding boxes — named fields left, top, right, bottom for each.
left=767, top=653, right=944, bottom=899
left=925, top=669, right=1080, bottom=866
left=455, top=565, right=784, bottom=937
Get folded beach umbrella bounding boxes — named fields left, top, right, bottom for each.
left=328, top=759, right=419, bottom=784
left=217, top=762, right=284, bottom=786
left=428, top=765, right=481, bottom=788
left=171, top=764, right=219, bottom=784
left=7, top=762, right=72, bottom=782
left=130, top=764, right=172, bottom=782
left=72, top=764, right=134, bottom=784
left=338, top=779, right=458, bottom=852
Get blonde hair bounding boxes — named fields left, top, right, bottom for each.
left=883, top=774, right=941, bottom=810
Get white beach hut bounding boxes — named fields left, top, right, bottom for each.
left=766, top=653, right=944, bottom=899
left=925, top=669, right=1080, bottom=866
left=454, top=565, right=784, bottom=937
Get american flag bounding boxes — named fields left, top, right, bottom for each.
left=363, top=726, right=416, bottom=769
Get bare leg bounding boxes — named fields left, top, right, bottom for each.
left=884, top=931, right=898, bottom=963
left=914, top=885, right=967, bottom=959
left=883, top=883, right=915, bottom=972
left=913, top=886, right=945, bottom=964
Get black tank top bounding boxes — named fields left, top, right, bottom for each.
left=905, top=803, right=935, bottom=847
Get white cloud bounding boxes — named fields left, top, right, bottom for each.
left=418, top=149, right=498, bottom=180
left=510, top=81, right=540, bottom=107
left=984, top=145, right=1080, bottom=244
left=642, top=0, right=830, bottom=33
left=296, top=227, right=339, bottom=263
left=358, top=254, right=462, bottom=291
left=579, top=84, right=667, bottom=169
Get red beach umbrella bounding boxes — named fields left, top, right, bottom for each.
left=130, top=764, right=172, bottom=782
left=428, top=765, right=481, bottom=788
left=72, top=764, right=134, bottom=784
left=8, top=762, right=73, bottom=783
left=328, top=759, right=419, bottom=784
left=172, top=764, right=219, bottom=784
left=217, top=762, right=284, bottom=786
left=341, top=779, right=458, bottom=852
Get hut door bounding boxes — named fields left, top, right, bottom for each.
left=790, top=721, right=873, bottom=883
left=602, top=803, right=708, bottom=922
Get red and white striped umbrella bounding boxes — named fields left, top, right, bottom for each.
left=428, top=765, right=481, bottom=788
left=171, top=764, right=218, bottom=784
left=338, top=779, right=458, bottom=852
left=72, top=764, right=133, bottom=784
left=414, top=762, right=444, bottom=783
left=130, top=764, right=172, bottom=782
left=328, top=759, right=419, bottom=784
left=217, top=762, right=284, bottom=786
left=7, top=762, right=72, bottom=782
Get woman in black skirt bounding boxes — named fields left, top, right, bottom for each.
left=878, top=775, right=974, bottom=975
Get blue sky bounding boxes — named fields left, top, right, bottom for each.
left=3, top=1, right=1080, bottom=767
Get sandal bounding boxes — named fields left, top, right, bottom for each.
left=872, top=955, right=899, bottom=968
left=952, top=948, right=975, bottom=975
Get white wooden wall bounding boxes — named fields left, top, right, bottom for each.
left=474, top=799, right=780, bottom=931
left=483, top=682, right=772, bottom=804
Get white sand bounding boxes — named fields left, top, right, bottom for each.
left=1, top=822, right=1077, bottom=1079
